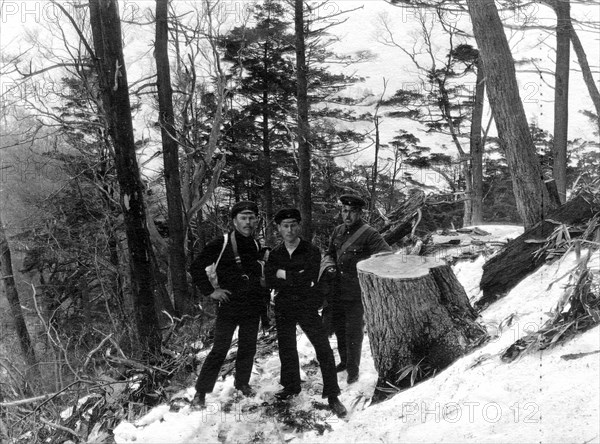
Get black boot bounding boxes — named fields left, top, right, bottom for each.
left=327, top=396, right=347, bottom=418
left=191, top=392, right=206, bottom=410
left=274, top=387, right=300, bottom=400
left=236, top=384, right=256, bottom=397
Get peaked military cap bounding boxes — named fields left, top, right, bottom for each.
left=339, top=194, right=366, bottom=209
left=231, top=200, right=259, bottom=219
left=274, top=208, right=301, bottom=224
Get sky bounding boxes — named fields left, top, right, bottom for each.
left=1, top=0, right=599, bottom=194
left=111, top=224, right=600, bottom=443
left=1, top=0, right=599, bottom=151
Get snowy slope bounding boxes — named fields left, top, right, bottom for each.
left=113, top=225, right=600, bottom=444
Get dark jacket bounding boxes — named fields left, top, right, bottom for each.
left=265, top=239, right=322, bottom=309
left=190, top=230, right=265, bottom=313
left=325, top=220, right=391, bottom=301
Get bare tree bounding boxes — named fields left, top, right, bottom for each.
left=0, top=212, right=40, bottom=387
left=466, top=0, right=558, bottom=227
left=377, top=10, right=480, bottom=226
left=155, top=0, right=191, bottom=315
left=548, top=0, right=571, bottom=203
left=469, top=52, right=485, bottom=225
left=168, top=1, right=227, bottom=242
left=88, top=0, right=161, bottom=355
left=566, top=10, right=600, bottom=128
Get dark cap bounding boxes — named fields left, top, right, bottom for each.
left=339, top=194, right=366, bottom=209
left=231, top=200, right=259, bottom=219
left=274, top=208, right=301, bottom=224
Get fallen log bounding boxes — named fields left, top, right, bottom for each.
left=379, top=189, right=426, bottom=246
left=358, top=253, right=486, bottom=399
left=477, top=191, right=600, bottom=309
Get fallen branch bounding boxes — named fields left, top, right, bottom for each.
left=0, top=393, right=57, bottom=408
left=82, top=333, right=114, bottom=370
left=39, top=417, right=80, bottom=439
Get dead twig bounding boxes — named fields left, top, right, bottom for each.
left=39, top=417, right=80, bottom=439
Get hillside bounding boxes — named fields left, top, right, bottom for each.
left=112, top=225, right=600, bottom=444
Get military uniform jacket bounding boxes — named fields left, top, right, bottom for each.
left=265, top=239, right=323, bottom=309
left=326, top=220, right=391, bottom=301
left=190, top=230, right=264, bottom=314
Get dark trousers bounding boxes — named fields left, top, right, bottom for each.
left=332, top=299, right=364, bottom=378
left=275, top=302, right=340, bottom=398
left=195, top=308, right=260, bottom=394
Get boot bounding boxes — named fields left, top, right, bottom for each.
left=327, top=395, right=347, bottom=418
left=236, top=384, right=256, bottom=397
left=274, top=387, right=300, bottom=400
left=347, top=373, right=359, bottom=384
left=191, top=392, right=206, bottom=410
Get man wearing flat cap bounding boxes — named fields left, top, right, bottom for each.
left=325, top=194, right=391, bottom=384
left=265, top=208, right=347, bottom=417
left=189, top=200, right=266, bottom=408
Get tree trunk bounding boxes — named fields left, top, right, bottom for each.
left=116, top=224, right=135, bottom=319
left=370, top=116, right=381, bottom=219
left=358, top=254, right=484, bottom=396
left=155, top=0, right=192, bottom=315
left=551, top=0, right=570, bottom=203
left=568, top=25, right=600, bottom=129
left=466, top=0, right=557, bottom=228
left=0, top=213, right=40, bottom=385
left=89, top=0, right=161, bottom=356
left=295, top=0, right=312, bottom=239
left=478, top=190, right=599, bottom=308
left=469, top=57, right=485, bottom=225
left=262, top=83, right=274, bottom=244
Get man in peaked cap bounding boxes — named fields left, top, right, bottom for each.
left=189, top=200, right=266, bottom=408
left=265, top=208, right=347, bottom=417
left=324, top=194, right=391, bottom=384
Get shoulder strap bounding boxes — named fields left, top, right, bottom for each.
left=230, top=231, right=259, bottom=268
left=230, top=230, right=241, bottom=266
left=337, top=224, right=370, bottom=261
left=214, top=233, right=229, bottom=269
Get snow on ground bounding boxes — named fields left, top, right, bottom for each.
left=113, top=225, right=600, bottom=444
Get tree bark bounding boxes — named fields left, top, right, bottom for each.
left=262, top=78, right=275, bottom=243
left=155, top=0, right=192, bottom=315
left=89, top=0, right=161, bottom=356
left=469, top=57, right=485, bottom=225
left=567, top=16, right=600, bottom=128
left=370, top=116, right=381, bottom=219
left=551, top=0, right=570, bottom=203
left=295, top=0, right=312, bottom=239
left=466, top=0, right=557, bottom=228
left=0, top=213, right=40, bottom=384
left=478, top=190, right=599, bottom=308
left=358, top=254, right=484, bottom=394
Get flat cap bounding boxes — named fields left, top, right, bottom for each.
left=274, top=208, right=301, bottom=224
left=339, top=194, right=366, bottom=208
left=231, top=200, right=259, bottom=219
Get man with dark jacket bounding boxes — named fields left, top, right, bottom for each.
left=189, top=201, right=265, bottom=408
left=325, top=195, right=391, bottom=384
left=266, top=208, right=347, bottom=417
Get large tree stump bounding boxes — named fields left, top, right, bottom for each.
left=358, top=253, right=485, bottom=397
left=478, top=191, right=599, bottom=309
